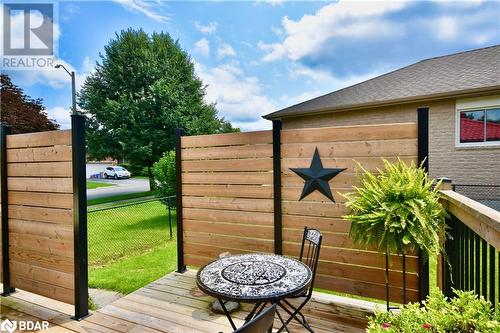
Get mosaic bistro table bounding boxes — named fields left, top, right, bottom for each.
left=196, top=253, right=312, bottom=330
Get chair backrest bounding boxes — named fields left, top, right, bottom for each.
left=299, top=227, right=322, bottom=293
left=233, top=304, right=276, bottom=333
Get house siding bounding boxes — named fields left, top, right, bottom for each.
left=281, top=98, right=500, bottom=185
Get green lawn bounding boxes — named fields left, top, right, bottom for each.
left=88, top=200, right=176, bottom=294
left=89, top=243, right=177, bottom=294
left=87, top=191, right=153, bottom=206
left=87, top=180, right=115, bottom=190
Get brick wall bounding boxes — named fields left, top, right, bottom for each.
left=281, top=97, right=500, bottom=185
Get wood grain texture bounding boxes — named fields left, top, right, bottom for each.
left=7, top=162, right=72, bottom=177
left=4, top=130, right=75, bottom=305
left=182, top=144, right=272, bottom=160
left=181, top=130, right=272, bottom=148
left=281, top=123, right=418, bottom=144
left=6, top=130, right=71, bottom=149
left=7, top=145, right=72, bottom=163
left=8, top=177, right=73, bottom=193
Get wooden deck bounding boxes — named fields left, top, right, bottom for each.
left=1, top=270, right=372, bottom=332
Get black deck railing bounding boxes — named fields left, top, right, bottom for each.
left=442, top=191, right=499, bottom=308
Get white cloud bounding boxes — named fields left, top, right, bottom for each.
left=195, top=61, right=276, bottom=131
left=194, top=21, right=218, bottom=34
left=216, top=43, right=236, bottom=59
left=194, top=38, right=210, bottom=56
left=46, top=106, right=72, bottom=129
left=113, top=0, right=169, bottom=22
left=259, top=1, right=409, bottom=62
left=434, top=17, right=458, bottom=40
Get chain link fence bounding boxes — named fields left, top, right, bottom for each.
left=453, top=184, right=500, bottom=212
left=87, top=196, right=176, bottom=267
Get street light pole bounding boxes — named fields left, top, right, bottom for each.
left=71, top=70, right=76, bottom=115
left=55, top=64, right=77, bottom=115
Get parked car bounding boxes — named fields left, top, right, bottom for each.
left=103, top=166, right=131, bottom=179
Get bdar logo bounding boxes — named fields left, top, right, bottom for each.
left=0, top=319, right=17, bottom=333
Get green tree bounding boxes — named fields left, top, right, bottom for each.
left=80, top=29, right=237, bottom=189
left=152, top=151, right=176, bottom=199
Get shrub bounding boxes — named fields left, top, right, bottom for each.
left=342, top=158, right=447, bottom=258
left=152, top=151, right=176, bottom=199
left=367, top=288, right=500, bottom=332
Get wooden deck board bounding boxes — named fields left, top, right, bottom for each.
left=1, top=270, right=369, bottom=332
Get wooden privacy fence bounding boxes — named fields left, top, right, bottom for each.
left=177, top=117, right=429, bottom=303
left=0, top=115, right=88, bottom=319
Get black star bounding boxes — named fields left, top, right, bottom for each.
left=290, top=148, right=346, bottom=202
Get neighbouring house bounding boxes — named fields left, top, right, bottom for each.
left=264, top=45, right=500, bottom=186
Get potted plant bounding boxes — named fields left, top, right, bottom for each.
left=342, top=158, right=447, bottom=305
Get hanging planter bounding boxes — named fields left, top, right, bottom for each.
left=342, top=158, right=447, bottom=307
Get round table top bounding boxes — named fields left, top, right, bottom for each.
left=196, top=253, right=312, bottom=302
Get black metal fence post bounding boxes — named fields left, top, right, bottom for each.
left=168, top=197, right=173, bottom=239
left=417, top=107, right=430, bottom=302
left=71, top=114, right=88, bottom=319
left=272, top=120, right=282, bottom=255
left=0, top=124, right=14, bottom=296
left=175, top=129, right=186, bottom=273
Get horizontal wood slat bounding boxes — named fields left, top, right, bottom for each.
left=281, top=123, right=417, bottom=144
left=8, top=177, right=72, bottom=193
left=182, top=144, right=272, bottom=160
left=8, top=191, right=73, bottom=209
left=6, top=130, right=71, bottom=149
left=8, top=205, right=72, bottom=224
left=183, top=208, right=273, bottom=225
left=7, top=145, right=72, bottom=163
left=183, top=184, right=273, bottom=199
left=184, top=231, right=274, bottom=254
left=10, top=260, right=74, bottom=290
left=10, top=273, right=74, bottom=304
left=315, top=274, right=419, bottom=304
left=182, top=158, right=272, bottom=172
left=182, top=172, right=272, bottom=185
left=183, top=196, right=273, bottom=213
left=9, top=247, right=74, bottom=274
left=181, top=130, right=272, bottom=148
left=10, top=232, right=73, bottom=258
left=9, top=219, right=73, bottom=240
left=7, top=162, right=72, bottom=177
left=281, top=139, right=418, bottom=158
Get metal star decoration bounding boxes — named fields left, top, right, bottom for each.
left=290, top=148, right=346, bottom=202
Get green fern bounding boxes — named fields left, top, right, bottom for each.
left=342, top=158, right=447, bottom=258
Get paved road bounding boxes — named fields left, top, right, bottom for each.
left=87, top=178, right=150, bottom=200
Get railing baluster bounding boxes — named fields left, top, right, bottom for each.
left=458, top=220, right=463, bottom=290
left=464, top=227, right=469, bottom=290
left=482, top=239, right=488, bottom=299
left=469, top=230, right=475, bottom=291
left=475, top=233, right=480, bottom=294
left=490, top=245, right=496, bottom=306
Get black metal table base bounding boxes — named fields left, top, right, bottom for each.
left=217, top=298, right=314, bottom=333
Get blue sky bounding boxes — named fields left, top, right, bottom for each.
left=4, top=0, right=500, bottom=130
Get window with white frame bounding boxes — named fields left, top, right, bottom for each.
left=456, top=96, right=500, bottom=146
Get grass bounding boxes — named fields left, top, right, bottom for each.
left=87, top=180, right=115, bottom=190
left=89, top=243, right=177, bottom=294
left=88, top=200, right=176, bottom=293
left=87, top=191, right=153, bottom=206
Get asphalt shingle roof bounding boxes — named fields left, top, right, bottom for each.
left=264, top=45, right=500, bottom=120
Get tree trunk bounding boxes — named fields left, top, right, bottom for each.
left=147, top=165, right=156, bottom=191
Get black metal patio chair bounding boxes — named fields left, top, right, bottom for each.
left=232, top=303, right=277, bottom=333
left=276, top=226, right=322, bottom=333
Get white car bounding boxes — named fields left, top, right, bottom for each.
left=103, top=166, right=131, bottom=179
